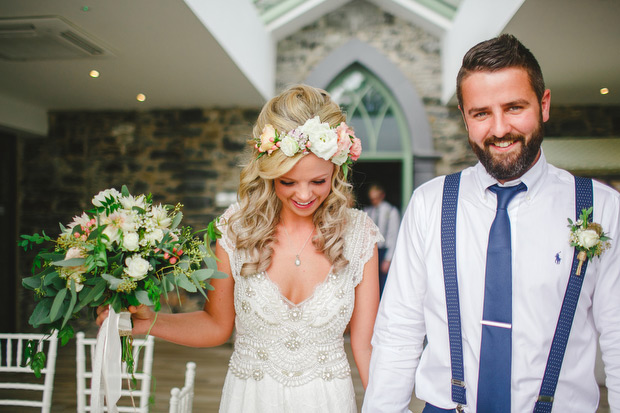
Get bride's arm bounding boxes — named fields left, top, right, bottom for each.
left=96, top=240, right=236, bottom=348
left=349, top=245, right=380, bottom=388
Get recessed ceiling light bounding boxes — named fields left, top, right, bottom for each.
left=600, top=87, right=609, bottom=95
left=89, top=70, right=99, bottom=78
left=136, top=93, right=146, bottom=102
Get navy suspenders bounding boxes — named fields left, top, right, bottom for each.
left=441, top=172, right=467, bottom=409
left=440, top=174, right=593, bottom=411
left=534, top=176, right=594, bottom=412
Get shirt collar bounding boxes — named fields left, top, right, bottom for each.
left=473, top=148, right=548, bottom=197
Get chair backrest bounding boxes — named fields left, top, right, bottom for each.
left=76, top=332, right=155, bottom=413
left=168, top=362, right=196, bottom=413
left=0, top=331, right=59, bottom=413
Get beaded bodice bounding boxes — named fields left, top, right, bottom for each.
left=218, top=206, right=381, bottom=387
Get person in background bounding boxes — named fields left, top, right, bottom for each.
left=363, top=183, right=400, bottom=297
left=363, top=34, right=620, bottom=412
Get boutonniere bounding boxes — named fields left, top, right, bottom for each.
left=567, top=207, right=612, bottom=275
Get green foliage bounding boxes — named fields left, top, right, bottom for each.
left=20, top=186, right=226, bottom=376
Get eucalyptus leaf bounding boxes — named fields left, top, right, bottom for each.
left=171, top=212, right=183, bottom=230
left=135, top=290, right=153, bottom=306
left=43, top=271, right=60, bottom=286
left=22, top=274, right=43, bottom=290
left=101, top=273, right=123, bottom=291
left=49, top=288, right=68, bottom=321
left=175, top=274, right=197, bottom=292
left=28, top=299, right=52, bottom=328
left=191, top=269, right=214, bottom=282
left=52, top=258, right=86, bottom=267
left=74, top=279, right=106, bottom=312
left=121, top=185, right=130, bottom=197
left=211, top=270, right=229, bottom=279
left=62, top=281, right=78, bottom=328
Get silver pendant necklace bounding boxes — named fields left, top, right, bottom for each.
left=282, top=225, right=315, bottom=266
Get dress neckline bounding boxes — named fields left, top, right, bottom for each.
left=263, top=266, right=334, bottom=308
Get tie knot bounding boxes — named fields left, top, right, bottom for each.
left=489, top=182, right=527, bottom=210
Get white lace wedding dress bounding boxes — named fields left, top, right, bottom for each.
left=217, top=205, right=382, bottom=413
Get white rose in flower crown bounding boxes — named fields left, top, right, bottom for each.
left=123, top=232, right=140, bottom=251
left=577, top=229, right=599, bottom=249
left=124, top=255, right=151, bottom=280
left=300, top=116, right=338, bottom=160
left=280, top=134, right=301, bottom=156
left=92, top=188, right=122, bottom=207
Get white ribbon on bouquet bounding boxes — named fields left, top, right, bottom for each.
left=90, top=307, right=132, bottom=413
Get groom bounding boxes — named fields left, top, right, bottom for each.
left=363, top=34, right=620, bottom=412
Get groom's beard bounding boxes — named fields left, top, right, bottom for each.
left=469, top=120, right=544, bottom=181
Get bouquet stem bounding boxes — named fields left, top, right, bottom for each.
left=118, top=311, right=135, bottom=375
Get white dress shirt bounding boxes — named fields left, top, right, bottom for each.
left=364, top=201, right=400, bottom=261
left=363, top=152, right=620, bottom=412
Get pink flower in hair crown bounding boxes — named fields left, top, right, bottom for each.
left=257, top=124, right=279, bottom=154
left=253, top=116, right=361, bottom=168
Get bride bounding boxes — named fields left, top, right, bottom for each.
left=98, top=84, right=381, bottom=412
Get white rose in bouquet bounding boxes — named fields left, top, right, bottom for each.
left=122, top=232, right=140, bottom=251
left=124, top=255, right=151, bottom=280
left=92, top=188, right=122, bottom=207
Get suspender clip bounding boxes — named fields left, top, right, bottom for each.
left=451, top=378, right=465, bottom=387
left=537, top=395, right=554, bottom=403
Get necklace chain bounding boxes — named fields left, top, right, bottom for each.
left=281, top=225, right=314, bottom=266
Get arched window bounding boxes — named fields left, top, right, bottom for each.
left=306, top=39, right=438, bottom=211
left=327, top=64, right=411, bottom=210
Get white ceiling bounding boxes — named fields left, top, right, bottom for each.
left=0, top=0, right=619, bottom=136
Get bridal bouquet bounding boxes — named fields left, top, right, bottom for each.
left=20, top=186, right=225, bottom=377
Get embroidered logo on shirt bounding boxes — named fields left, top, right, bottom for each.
left=555, top=252, right=562, bottom=264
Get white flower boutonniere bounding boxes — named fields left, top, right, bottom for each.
left=568, top=207, right=612, bottom=275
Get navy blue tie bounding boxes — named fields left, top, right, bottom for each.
left=477, top=183, right=526, bottom=413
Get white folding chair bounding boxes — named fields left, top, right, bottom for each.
left=169, top=361, right=196, bottom=413
left=0, top=331, right=58, bottom=413
left=76, top=331, right=155, bottom=413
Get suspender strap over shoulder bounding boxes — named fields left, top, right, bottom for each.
left=440, top=174, right=594, bottom=412
left=441, top=172, right=467, bottom=406
left=534, top=176, right=594, bottom=412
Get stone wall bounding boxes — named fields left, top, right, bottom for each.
left=15, top=107, right=258, bottom=330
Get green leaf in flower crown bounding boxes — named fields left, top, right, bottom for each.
left=49, top=288, right=68, bottom=322
left=101, top=273, right=123, bottom=291
left=171, top=212, right=183, bottom=230
left=121, top=185, right=130, bottom=197
left=61, top=281, right=78, bottom=329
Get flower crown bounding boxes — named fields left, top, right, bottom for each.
left=253, top=116, right=362, bottom=167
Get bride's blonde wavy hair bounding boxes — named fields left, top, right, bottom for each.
left=228, top=84, right=354, bottom=276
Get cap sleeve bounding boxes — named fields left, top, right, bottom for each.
left=216, top=203, right=241, bottom=276
left=345, top=208, right=384, bottom=286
